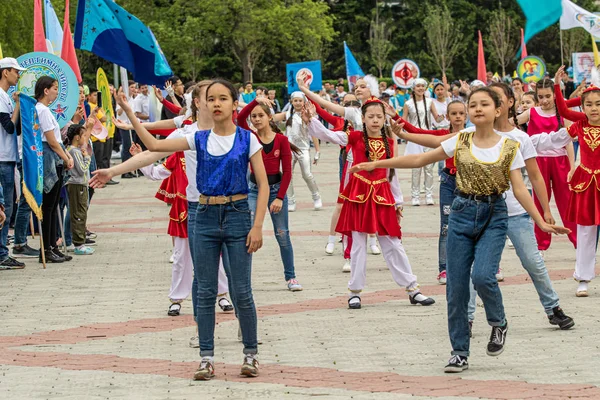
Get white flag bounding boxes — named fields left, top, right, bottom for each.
left=560, top=0, right=600, bottom=36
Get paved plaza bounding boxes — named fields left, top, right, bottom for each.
left=1, top=144, right=599, bottom=399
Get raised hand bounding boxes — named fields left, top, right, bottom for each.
left=114, top=87, right=131, bottom=113
left=255, top=96, right=274, bottom=107
left=554, top=65, right=566, bottom=85
left=112, top=117, right=132, bottom=131
left=129, top=143, right=143, bottom=156
left=389, top=119, right=405, bottom=138
left=382, top=101, right=397, bottom=117
left=153, top=85, right=164, bottom=102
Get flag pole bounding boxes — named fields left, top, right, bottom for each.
left=560, top=28, right=564, bottom=66
left=57, top=205, right=67, bottom=254
left=30, top=214, right=35, bottom=239
left=38, top=220, right=46, bottom=269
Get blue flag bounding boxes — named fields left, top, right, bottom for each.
left=74, top=0, right=172, bottom=86
left=286, top=60, right=322, bottom=92
left=517, top=0, right=562, bottom=44
left=344, top=42, right=364, bottom=90
left=19, top=94, right=44, bottom=220
left=44, top=0, right=63, bottom=56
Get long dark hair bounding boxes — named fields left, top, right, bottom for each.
left=34, top=76, right=57, bottom=101
left=536, top=78, right=562, bottom=128
left=489, top=82, right=519, bottom=127
left=63, top=123, right=84, bottom=147
left=254, top=103, right=301, bottom=155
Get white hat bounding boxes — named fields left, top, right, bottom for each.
left=0, top=57, right=25, bottom=71
left=470, top=80, right=486, bottom=89
left=290, top=91, right=305, bottom=100
left=413, top=78, right=427, bottom=88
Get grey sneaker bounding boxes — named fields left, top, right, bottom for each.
left=12, top=244, right=39, bottom=258
left=0, top=256, right=25, bottom=270
left=287, top=279, right=303, bottom=291
left=241, top=354, right=259, bottom=377
left=188, top=336, right=199, bottom=348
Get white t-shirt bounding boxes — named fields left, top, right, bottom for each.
left=432, top=98, right=450, bottom=129
left=36, top=103, right=61, bottom=143
left=134, top=94, right=149, bottom=119
left=0, top=88, right=18, bottom=161
left=186, top=129, right=262, bottom=157
left=166, top=124, right=200, bottom=201
left=464, top=126, right=536, bottom=216
left=116, top=96, right=136, bottom=124
left=441, top=132, right=525, bottom=207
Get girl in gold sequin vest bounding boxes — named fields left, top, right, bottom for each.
left=351, top=87, right=569, bottom=373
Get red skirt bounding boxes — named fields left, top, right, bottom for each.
left=336, top=200, right=401, bottom=237
left=337, top=160, right=350, bottom=205
left=567, top=185, right=600, bottom=225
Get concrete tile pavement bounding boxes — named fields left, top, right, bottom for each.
left=0, top=143, right=599, bottom=399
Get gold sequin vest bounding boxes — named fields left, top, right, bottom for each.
left=454, top=131, right=520, bottom=196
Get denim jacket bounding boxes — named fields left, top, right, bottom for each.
left=42, top=142, right=69, bottom=193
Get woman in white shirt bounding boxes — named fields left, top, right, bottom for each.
left=35, top=76, right=73, bottom=264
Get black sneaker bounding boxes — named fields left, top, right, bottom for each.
left=106, top=179, right=120, bottom=185
left=548, top=307, right=575, bottom=330
left=444, top=355, right=469, bottom=373
left=0, top=256, right=26, bottom=270
left=12, top=244, right=40, bottom=258
left=86, top=230, right=97, bottom=239
left=487, top=322, right=508, bottom=356
left=39, top=250, right=65, bottom=264
left=85, top=238, right=96, bottom=246
left=121, top=172, right=135, bottom=179
left=52, top=247, right=73, bottom=262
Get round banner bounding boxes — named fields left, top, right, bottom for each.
left=392, top=59, right=420, bottom=89
left=11, top=52, right=78, bottom=128
left=517, top=56, right=546, bottom=84
left=96, top=68, right=115, bottom=138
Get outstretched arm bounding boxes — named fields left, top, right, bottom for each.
left=554, top=66, right=586, bottom=122
left=350, top=147, right=448, bottom=172
left=297, top=77, right=345, bottom=116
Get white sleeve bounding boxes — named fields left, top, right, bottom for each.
left=510, top=149, right=525, bottom=171
left=441, top=135, right=459, bottom=158
left=519, top=136, right=538, bottom=160
left=249, top=133, right=263, bottom=158
left=186, top=133, right=196, bottom=151
left=133, top=97, right=142, bottom=113
left=38, top=108, right=55, bottom=133
left=307, top=118, right=348, bottom=146
left=344, top=107, right=360, bottom=127
left=0, top=93, right=10, bottom=113
left=139, top=164, right=172, bottom=181
left=173, top=115, right=185, bottom=128
left=530, top=128, right=572, bottom=153
left=166, top=129, right=184, bottom=140
left=389, top=173, right=404, bottom=206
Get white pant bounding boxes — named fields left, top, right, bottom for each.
left=575, top=225, right=598, bottom=282
left=288, top=148, right=320, bottom=204
left=411, top=164, right=434, bottom=199
left=169, top=238, right=229, bottom=301
left=349, top=232, right=418, bottom=292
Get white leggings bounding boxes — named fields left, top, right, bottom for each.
left=349, top=232, right=418, bottom=293
left=169, top=237, right=229, bottom=302
left=575, top=225, right=598, bottom=282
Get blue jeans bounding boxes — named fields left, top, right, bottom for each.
left=447, top=196, right=508, bottom=357
left=438, top=171, right=456, bottom=272
left=192, top=199, right=257, bottom=357
left=248, top=182, right=295, bottom=281
left=0, top=161, right=16, bottom=259
left=14, top=162, right=32, bottom=247
left=507, top=213, right=559, bottom=314
left=188, top=201, right=200, bottom=320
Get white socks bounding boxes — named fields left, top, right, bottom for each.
left=328, top=235, right=337, bottom=244
left=369, top=236, right=378, bottom=246
left=411, top=293, right=429, bottom=302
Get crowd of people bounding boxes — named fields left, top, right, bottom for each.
left=0, top=53, right=597, bottom=379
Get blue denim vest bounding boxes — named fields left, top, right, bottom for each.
left=195, top=127, right=250, bottom=196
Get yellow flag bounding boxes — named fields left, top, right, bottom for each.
left=513, top=70, right=518, bottom=78
left=593, top=35, right=600, bottom=67
left=0, top=43, right=3, bottom=59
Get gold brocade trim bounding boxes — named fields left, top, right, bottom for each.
left=157, top=188, right=187, bottom=200
left=570, top=175, right=597, bottom=193
left=352, top=173, right=388, bottom=185
left=578, top=163, right=600, bottom=175
left=22, top=184, right=43, bottom=220
left=583, top=126, right=600, bottom=151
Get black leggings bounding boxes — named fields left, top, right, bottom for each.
left=42, top=167, right=64, bottom=249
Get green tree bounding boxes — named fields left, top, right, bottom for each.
left=422, top=3, right=465, bottom=76
left=488, top=9, right=518, bottom=77
left=368, top=1, right=395, bottom=78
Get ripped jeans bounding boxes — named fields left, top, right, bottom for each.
left=248, top=182, right=296, bottom=281
left=438, top=170, right=457, bottom=273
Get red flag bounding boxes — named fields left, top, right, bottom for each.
left=60, top=0, right=82, bottom=82
left=477, top=30, right=487, bottom=83
left=34, top=0, right=48, bottom=52
left=520, top=28, right=528, bottom=59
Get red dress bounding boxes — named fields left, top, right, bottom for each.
left=566, top=120, right=600, bottom=225
left=155, top=152, right=188, bottom=238
left=336, top=131, right=401, bottom=237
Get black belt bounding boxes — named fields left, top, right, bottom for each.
left=442, top=167, right=456, bottom=176
left=250, top=172, right=282, bottom=185
left=456, top=190, right=503, bottom=203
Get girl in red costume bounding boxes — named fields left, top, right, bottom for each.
left=303, top=99, right=434, bottom=309
left=516, top=79, right=577, bottom=253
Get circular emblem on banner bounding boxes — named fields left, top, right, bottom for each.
left=96, top=67, right=115, bottom=138
left=296, top=68, right=314, bottom=87
left=10, top=52, right=78, bottom=128
left=517, top=56, right=546, bottom=84
left=392, top=59, right=420, bottom=89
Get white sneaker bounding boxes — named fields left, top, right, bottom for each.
left=169, top=253, right=174, bottom=263
left=287, top=278, right=303, bottom=291
left=313, top=198, right=323, bottom=210
left=325, top=242, right=335, bottom=255
left=506, top=237, right=514, bottom=249
left=496, top=267, right=504, bottom=282
left=288, top=203, right=296, bottom=212
left=189, top=335, right=199, bottom=348
left=370, top=244, right=381, bottom=255
left=66, top=244, right=75, bottom=253
left=412, top=198, right=420, bottom=206
left=576, top=281, right=589, bottom=297
left=342, top=259, right=351, bottom=273
left=426, top=195, right=434, bottom=205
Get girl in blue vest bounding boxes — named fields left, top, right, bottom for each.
left=115, top=79, right=269, bottom=381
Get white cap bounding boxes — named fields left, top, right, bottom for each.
left=0, top=57, right=25, bottom=71
left=290, top=91, right=305, bottom=100
left=470, top=80, right=486, bottom=89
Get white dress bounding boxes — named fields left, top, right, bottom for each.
left=404, top=97, right=434, bottom=155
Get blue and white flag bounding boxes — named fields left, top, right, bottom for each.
left=19, top=94, right=44, bottom=220
left=44, top=0, right=63, bottom=56
left=74, top=0, right=172, bottom=86
left=344, top=42, right=364, bottom=91
left=286, top=60, right=322, bottom=92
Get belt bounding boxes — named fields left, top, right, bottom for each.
left=198, top=194, right=248, bottom=205
left=456, top=190, right=503, bottom=203
left=250, top=172, right=282, bottom=185
left=442, top=167, right=456, bottom=176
